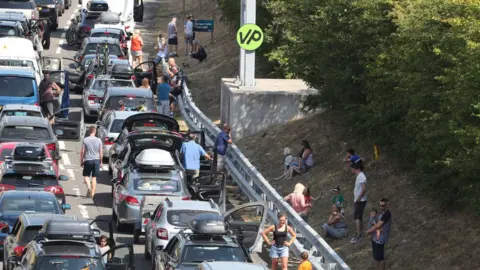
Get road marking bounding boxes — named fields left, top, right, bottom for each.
left=72, top=186, right=81, bottom=197
left=70, top=14, right=75, bottom=19
left=78, top=205, right=90, bottom=218
left=67, top=169, right=75, bottom=180
left=102, top=164, right=109, bottom=171
left=59, top=40, right=64, bottom=45
left=59, top=141, right=65, bottom=150
left=74, top=8, right=79, bottom=13
left=67, top=20, right=71, bottom=26
left=61, top=153, right=71, bottom=165
left=59, top=164, right=65, bottom=170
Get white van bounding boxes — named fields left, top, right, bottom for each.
left=0, top=37, right=42, bottom=83
left=0, top=0, right=39, bottom=20
left=105, top=0, right=135, bottom=34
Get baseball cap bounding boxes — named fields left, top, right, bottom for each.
left=332, top=186, right=340, bottom=192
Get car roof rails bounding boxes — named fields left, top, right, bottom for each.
left=34, top=219, right=97, bottom=243
left=165, top=197, right=173, bottom=207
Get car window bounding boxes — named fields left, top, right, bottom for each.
left=0, top=197, right=59, bottom=214
left=182, top=246, right=247, bottom=263
left=106, top=96, right=154, bottom=111
left=91, top=32, right=120, bottom=40
left=0, top=76, right=35, bottom=97
left=110, top=119, right=124, bottom=133
left=19, top=225, right=43, bottom=245
left=134, top=179, right=179, bottom=192
left=36, top=0, right=55, bottom=3
left=36, top=257, right=103, bottom=270
left=0, top=25, right=17, bottom=37
left=93, top=80, right=134, bottom=88
left=167, top=210, right=218, bottom=227
left=0, top=2, right=34, bottom=9
left=1, top=126, right=50, bottom=140
left=84, top=43, right=122, bottom=56
left=1, top=174, right=58, bottom=188
left=3, top=110, right=42, bottom=117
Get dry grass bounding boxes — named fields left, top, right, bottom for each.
left=141, top=1, right=480, bottom=269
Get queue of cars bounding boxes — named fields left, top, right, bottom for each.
left=0, top=1, right=270, bottom=270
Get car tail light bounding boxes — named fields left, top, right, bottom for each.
left=125, top=26, right=130, bottom=30
left=124, top=195, right=139, bottom=206
left=130, top=76, right=136, bottom=80
left=87, top=74, right=94, bottom=80
left=156, top=228, right=168, bottom=240
left=14, top=246, right=25, bottom=257
left=44, top=186, right=64, bottom=195
left=151, top=109, right=157, bottom=112
left=0, top=184, right=16, bottom=192
left=118, top=55, right=125, bottom=59
left=46, top=143, right=56, bottom=157
left=104, top=137, right=114, bottom=145
left=0, top=222, right=8, bottom=230
left=143, top=219, right=149, bottom=224
left=34, top=103, right=39, bottom=106
left=81, top=26, right=91, bottom=32
left=182, top=196, right=191, bottom=200
left=0, top=240, right=4, bottom=245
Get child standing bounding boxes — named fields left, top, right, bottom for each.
left=298, top=251, right=312, bottom=270
left=367, top=208, right=381, bottom=240
left=332, top=186, right=345, bottom=215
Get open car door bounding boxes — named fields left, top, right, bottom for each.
left=89, top=219, right=115, bottom=248
left=134, top=61, right=157, bottom=93
left=188, top=173, right=226, bottom=213
left=52, top=107, right=86, bottom=141
left=102, top=244, right=135, bottom=270
left=41, top=56, right=62, bottom=71
left=133, top=0, right=144, bottom=22
left=223, top=202, right=268, bottom=252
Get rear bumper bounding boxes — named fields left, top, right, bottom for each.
left=118, top=205, right=140, bottom=224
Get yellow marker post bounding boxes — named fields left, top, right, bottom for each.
left=374, top=144, right=379, bottom=160
left=236, top=24, right=264, bottom=51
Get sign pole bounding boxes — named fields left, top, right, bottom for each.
left=240, top=0, right=256, bottom=87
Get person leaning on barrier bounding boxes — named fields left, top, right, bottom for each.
left=214, top=123, right=232, bottom=172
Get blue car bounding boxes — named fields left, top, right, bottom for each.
left=0, top=191, right=70, bottom=259
left=0, top=69, right=39, bottom=110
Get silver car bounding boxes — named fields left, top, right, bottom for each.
left=0, top=104, right=44, bottom=118
left=82, top=76, right=135, bottom=118
left=111, top=168, right=191, bottom=232
left=96, top=110, right=139, bottom=158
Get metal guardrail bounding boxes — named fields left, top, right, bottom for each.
left=165, top=61, right=350, bottom=270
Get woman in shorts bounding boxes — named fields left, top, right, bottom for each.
left=261, top=212, right=296, bottom=270
left=131, top=30, right=144, bottom=68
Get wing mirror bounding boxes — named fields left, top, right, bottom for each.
left=142, top=212, right=151, bottom=219
left=59, top=175, right=69, bottom=181
left=92, top=228, right=101, bottom=236
left=61, top=203, right=71, bottom=210
left=0, top=222, right=9, bottom=234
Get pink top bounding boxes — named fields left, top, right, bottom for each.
left=285, top=193, right=308, bottom=213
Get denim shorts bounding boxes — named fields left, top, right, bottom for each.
left=83, top=160, right=100, bottom=177
left=269, top=245, right=288, bottom=258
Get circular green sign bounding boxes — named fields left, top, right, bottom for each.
left=236, top=24, right=264, bottom=51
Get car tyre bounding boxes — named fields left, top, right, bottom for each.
left=144, top=237, right=150, bottom=260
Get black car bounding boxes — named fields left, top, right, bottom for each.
left=36, top=0, right=59, bottom=30
left=7, top=218, right=134, bottom=270
left=0, top=20, right=25, bottom=38
left=75, top=37, right=125, bottom=61
left=152, top=208, right=267, bottom=270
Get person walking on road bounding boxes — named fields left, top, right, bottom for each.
left=181, top=133, right=213, bottom=181
left=184, top=14, right=194, bottom=55
left=131, top=30, right=144, bottom=68
left=366, top=198, right=392, bottom=270
left=261, top=212, right=296, bottom=270
left=351, top=161, right=367, bottom=243
left=156, top=75, right=172, bottom=115
left=81, top=126, right=103, bottom=199
left=214, top=123, right=232, bottom=172
left=168, top=17, right=178, bottom=56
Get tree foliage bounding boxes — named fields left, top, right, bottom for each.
left=218, top=0, right=480, bottom=213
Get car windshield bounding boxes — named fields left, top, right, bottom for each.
left=89, top=2, right=109, bottom=12
left=133, top=179, right=179, bottom=192
left=84, top=43, right=123, bottom=56
left=0, top=26, right=16, bottom=37
left=91, top=32, right=120, bottom=40
left=0, top=76, right=35, bottom=97
left=36, top=0, right=55, bottom=3
left=93, top=80, right=134, bottom=89
left=1, top=173, right=58, bottom=188
left=0, top=197, right=59, bottom=214
left=110, top=119, right=124, bottom=133
left=1, top=126, right=50, bottom=140
left=37, top=256, right=104, bottom=270
left=182, top=246, right=247, bottom=263
left=0, top=2, right=34, bottom=9
left=106, top=96, right=154, bottom=111
left=19, top=225, right=43, bottom=245
left=3, top=110, right=42, bottom=117
left=167, top=210, right=218, bottom=227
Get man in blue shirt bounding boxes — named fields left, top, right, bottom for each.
left=156, top=75, right=172, bottom=115
left=344, top=148, right=361, bottom=164
left=214, top=123, right=233, bottom=172
left=181, top=133, right=213, bottom=180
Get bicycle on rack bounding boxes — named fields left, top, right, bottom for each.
left=95, top=42, right=110, bottom=75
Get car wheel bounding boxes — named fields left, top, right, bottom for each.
left=144, top=236, right=150, bottom=260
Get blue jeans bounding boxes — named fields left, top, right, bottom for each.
left=269, top=245, right=288, bottom=258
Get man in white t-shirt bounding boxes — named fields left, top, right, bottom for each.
left=351, top=161, right=367, bottom=243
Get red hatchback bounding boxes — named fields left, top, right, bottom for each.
left=0, top=142, right=59, bottom=178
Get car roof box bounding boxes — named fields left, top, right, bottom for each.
left=39, top=219, right=94, bottom=241
left=189, top=213, right=227, bottom=235
left=135, top=149, right=175, bottom=167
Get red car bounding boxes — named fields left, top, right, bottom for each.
left=0, top=143, right=59, bottom=178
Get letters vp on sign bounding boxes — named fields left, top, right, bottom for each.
left=236, top=24, right=264, bottom=51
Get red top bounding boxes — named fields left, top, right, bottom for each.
left=131, top=35, right=142, bottom=51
